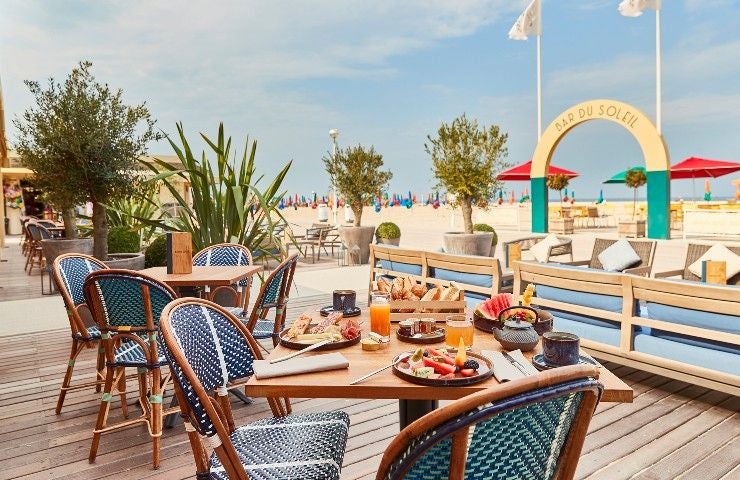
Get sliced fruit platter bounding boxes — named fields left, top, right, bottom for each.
left=392, top=342, right=493, bottom=386
left=279, top=311, right=362, bottom=350
left=473, top=286, right=552, bottom=335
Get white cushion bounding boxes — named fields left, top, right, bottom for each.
left=597, top=240, right=641, bottom=272
left=688, top=244, right=740, bottom=280
left=530, top=234, right=561, bottom=263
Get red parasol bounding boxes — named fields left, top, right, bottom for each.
left=497, top=160, right=579, bottom=181
left=670, top=157, right=740, bottom=179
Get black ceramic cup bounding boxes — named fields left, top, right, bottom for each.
left=332, top=290, right=357, bottom=311
left=542, top=332, right=580, bottom=366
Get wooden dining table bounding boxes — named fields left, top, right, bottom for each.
left=246, top=309, right=633, bottom=429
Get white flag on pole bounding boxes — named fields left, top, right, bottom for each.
left=618, top=0, right=661, bottom=17
left=508, top=0, right=541, bottom=40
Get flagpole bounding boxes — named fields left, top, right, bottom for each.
left=655, top=6, right=662, bottom=135
left=537, top=33, right=542, bottom=138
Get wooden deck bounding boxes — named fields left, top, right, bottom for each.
left=1, top=294, right=738, bottom=480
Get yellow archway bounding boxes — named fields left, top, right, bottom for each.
left=530, top=99, right=671, bottom=239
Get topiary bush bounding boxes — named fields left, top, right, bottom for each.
left=473, top=223, right=498, bottom=246
left=144, top=234, right=167, bottom=268
left=376, top=222, right=401, bottom=239
left=107, top=226, right=141, bottom=253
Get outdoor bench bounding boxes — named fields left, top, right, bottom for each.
left=513, top=261, right=740, bottom=395
left=368, top=244, right=512, bottom=306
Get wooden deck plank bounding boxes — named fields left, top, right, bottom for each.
left=0, top=293, right=738, bottom=480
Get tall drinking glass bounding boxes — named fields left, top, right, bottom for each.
left=445, top=314, right=474, bottom=350
left=369, top=291, right=391, bottom=339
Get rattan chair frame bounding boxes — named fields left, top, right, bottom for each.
left=52, top=253, right=110, bottom=414
left=160, top=297, right=291, bottom=479
left=501, top=235, right=574, bottom=266
left=376, top=365, right=602, bottom=480
left=654, top=243, right=740, bottom=285
left=244, top=254, right=299, bottom=346
left=192, top=243, right=255, bottom=311
left=565, top=238, right=656, bottom=276
left=83, top=269, right=180, bottom=469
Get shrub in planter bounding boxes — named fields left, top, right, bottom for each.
left=376, top=222, right=401, bottom=245
left=108, top=226, right=141, bottom=254
left=145, top=235, right=167, bottom=268
left=473, top=223, right=498, bottom=247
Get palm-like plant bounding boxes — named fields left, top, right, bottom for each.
left=141, top=123, right=291, bottom=257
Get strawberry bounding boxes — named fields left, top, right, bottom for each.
left=459, top=369, right=476, bottom=377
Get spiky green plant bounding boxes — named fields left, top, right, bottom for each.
left=140, top=122, right=291, bottom=258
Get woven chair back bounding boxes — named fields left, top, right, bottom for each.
left=54, top=253, right=109, bottom=337
left=26, top=222, right=43, bottom=241
left=36, top=220, right=57, bottom=228
left=160, top=299, right=260, bottom=436
left=589, top=238, right=655, bottom=270
left=245, top=254, right=298, bottom=333
left=377, top=366, right=602, bottom=480
left=83, top=270, right=176, bottom=332
left=193, top=243, right=254, bottom=287
left=684, top=244, right=740, bottom=284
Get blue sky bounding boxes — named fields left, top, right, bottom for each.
left=2, top=0, right=739, bottom=200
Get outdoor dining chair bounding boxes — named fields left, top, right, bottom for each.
left=192, top=243, right=254, bottom=313
left=655, top=243, right=740, bottom=285
left=83, top=269, right=180, bottom=469
left=244, top=254, right=299, bottom=349
left=25, top=222, right=50, bottom=274
left=287, top=224, right=332, bottom=263
left=376, top=365, right=603, bottom=480
left=501, top=234, right=573, bottom=267
left=52, top=253, right=109, bottom=414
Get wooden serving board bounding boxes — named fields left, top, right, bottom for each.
left=278, top=327, right=361, bottom=351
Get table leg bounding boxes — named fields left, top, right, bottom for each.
left=399, top=399, right=438, bottom=430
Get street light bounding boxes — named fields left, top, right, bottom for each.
left=329, top=128, right=339, bottom=225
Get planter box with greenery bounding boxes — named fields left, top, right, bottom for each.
left=618, top=168, right=647, bottom=238
left=103, top=225, right=145, bottom=270
left=426, top=114, right=509, bottom=256
left=324, top=144, right=392, bottom=265
left=376, top=222, right=401, bottom=246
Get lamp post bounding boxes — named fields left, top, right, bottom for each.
left=329, top=128, right=339, bottom=225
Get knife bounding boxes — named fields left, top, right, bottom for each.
left=502, top=351, right=532, bottom=377
left=269, top=338, right=332, bottom=364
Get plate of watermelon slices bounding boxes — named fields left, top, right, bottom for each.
left=392, top=346, right=493, bottom=386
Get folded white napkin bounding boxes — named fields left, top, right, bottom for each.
left=482, top=349, right=539, bottom=383
left=253, top=352, right=349, bottom=379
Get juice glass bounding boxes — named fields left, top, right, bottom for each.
left=445, top=314, right=474, bottom=350
left=369, top=291, right=391, bottom=339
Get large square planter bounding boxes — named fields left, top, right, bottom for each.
left=550, top=217, right=574, bottom=235
left=339, top=226, right=375, bottom=265
left=105, top=253, right=146, bottom=270
left=618, top=219, right=646, bottom=238
left=41, top=238, right=94, bottom=267
left=443, top=232, right=493, bottom=256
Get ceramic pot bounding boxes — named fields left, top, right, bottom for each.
left=443, top=232, right=493, bottom=256
left=105, top=253, right=145, bottom=270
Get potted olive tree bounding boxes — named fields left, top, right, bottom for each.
left=14, top=61, right=159, bottom=261
left=376, top=222, right=401, bottom=246
left=547, top=174, right=573, bottom=234
left=426, top=114, right=509, bottom=256
left=619, top=168, right=647, bottom=238
left=323, top=144, right=392, bottom=264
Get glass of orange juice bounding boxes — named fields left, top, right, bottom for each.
left=369, top=291, right=391, bottom=339
left=445, top=314, right=474, bottom=350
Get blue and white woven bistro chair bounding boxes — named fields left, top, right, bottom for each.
left=52, top=253, right=109, bottom=414
left=192, top=243, right=254, bottom=315
left=376, top=365, right=603, bottom=480
left=160, top=297, right=350, bottom=480
left=83, top=269, right=181, bottom=469
left=25, top=222, right=50, bottom=274
left=245, top=254, right=298, bottom=348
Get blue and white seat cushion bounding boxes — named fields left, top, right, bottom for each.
left=73, top=325, right=102, bottom=341
left=113, top=337, right=168, bottom=367
left=209, top=411, right=350, bottom=480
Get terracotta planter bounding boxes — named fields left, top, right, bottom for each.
left=105, top=253, right=146, bottom=270
left=443, top=232, right=493, bottom=256
left=376, top=237, right=400, bottom=246
left=41, top=238, right=94, bottom=267
left=339, top=226, right=375, bottom=265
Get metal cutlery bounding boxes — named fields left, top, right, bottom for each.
left=349, top=352, right=411, bottom=385
left=502, top=351, right=532, bottom=377
left=269, top=339, right=332, bottom=364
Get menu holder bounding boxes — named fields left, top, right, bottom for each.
left=701, top=260, right=726, bottom=285
left=506, top=243, right=522, bottom=268
left=167, top=232, right=193, bottom=274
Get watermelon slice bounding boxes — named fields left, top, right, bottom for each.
left=475, top=293, right=514, bottom=320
